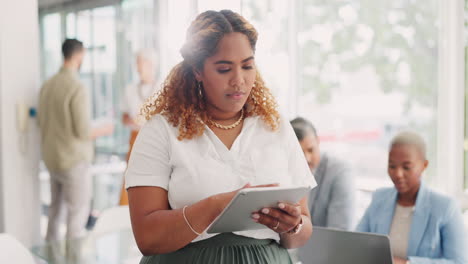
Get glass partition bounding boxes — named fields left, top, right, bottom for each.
left=41, top=13, right=62, bottom=80
left=464, top=0, right=468, bottom=191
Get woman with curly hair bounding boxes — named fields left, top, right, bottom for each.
left=125, top=10, right=316, bottom=264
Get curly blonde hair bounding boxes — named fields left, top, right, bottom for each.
left=140, top=10, right=280, bottom=140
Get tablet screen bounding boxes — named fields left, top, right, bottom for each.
left=206, top=186, right=311, bottom=234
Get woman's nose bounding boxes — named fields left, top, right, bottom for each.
left=394, top=168, right=404, bottom=178
left=230, top=69, right=245, bottom=87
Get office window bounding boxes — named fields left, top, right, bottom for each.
left=66, top=13, right=76, bottom=38
left=464, top=0, right=468, bottom=191
left=41, top=13, right=62, bottom=79
left=75, top=10, right=93, bottom=75
left=296, top=0, right=439, bottom=190
left=242, top=0, right=293, bottom=113
left=159, top=0, right=195, bottom=76
left=67, top=8, right=121, bottom=154
left=91, top=7, right=118, bottom=153
left=121, top=0, right=157, bottom=51
left=198, top=0, right=241, bottom=13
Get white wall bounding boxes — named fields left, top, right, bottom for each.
left=0, top=0, right=42, bottom=247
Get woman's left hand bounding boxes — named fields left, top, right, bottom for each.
left=251, top=202, right=302, bottom=233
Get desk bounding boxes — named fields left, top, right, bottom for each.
left=31, top=229, right=142, bottom=264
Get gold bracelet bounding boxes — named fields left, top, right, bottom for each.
left=182, top=205, right=202, bottom=236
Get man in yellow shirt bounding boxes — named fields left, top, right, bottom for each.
left=38, top=39, right=113, bottom=241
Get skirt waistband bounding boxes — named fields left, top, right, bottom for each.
left=185, top=233, right=273, bottom=249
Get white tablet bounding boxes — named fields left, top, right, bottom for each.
left=206, top=186, right=311, bottom=234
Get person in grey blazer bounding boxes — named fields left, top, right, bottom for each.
left=290, top=117, right=355, bottom=231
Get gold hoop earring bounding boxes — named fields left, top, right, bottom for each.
left=249, top=83, right=257, bottom=105
left=197, top=81, right=203, bottom=100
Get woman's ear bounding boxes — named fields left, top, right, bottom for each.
left=193, top=67, right=202, bottom=82
left=423, top=159, right=429, bottom=170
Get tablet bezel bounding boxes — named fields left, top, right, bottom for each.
left=206, top=186, right=311, bottom=234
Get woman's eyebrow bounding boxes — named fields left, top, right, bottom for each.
left=242, top=56, right=254, bottom=63
left=214, top=56, right=254, bottom=65
left=214, top=60, right=232, bottom=65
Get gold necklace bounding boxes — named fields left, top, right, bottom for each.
left=208, top=109, right=244, bottom=130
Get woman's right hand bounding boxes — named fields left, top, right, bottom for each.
left=211, top=183, right=280, bottom=216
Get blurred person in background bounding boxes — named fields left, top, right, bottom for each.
left=290, top=117, right=355, bottom=231
left=357, top=131, right=466, bottom=264
left=119, top=49, right=159, bottom=205
left=38, top=38, right=114, bottom=242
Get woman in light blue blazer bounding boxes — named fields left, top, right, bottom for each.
left=357, top=132, right=466, bottom=264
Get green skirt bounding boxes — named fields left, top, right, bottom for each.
left=140, top=233, right=293, bottom=264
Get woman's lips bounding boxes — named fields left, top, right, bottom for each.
left=395, top=182, right=406, bottom=188
left=227, top=92, right=244, bottom=100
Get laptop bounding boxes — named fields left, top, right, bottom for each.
left=297, top=227, right=393, bottom=264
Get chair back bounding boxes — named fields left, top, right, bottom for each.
left=0, top=233, right=36, bottom=264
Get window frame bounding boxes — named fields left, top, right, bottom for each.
left=437, top=0, right=466, bottom=208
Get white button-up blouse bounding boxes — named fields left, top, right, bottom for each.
left=125, top=114, right=316, bottom=242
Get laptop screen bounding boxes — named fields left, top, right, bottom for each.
left=297, top=227, right=393, bottom=264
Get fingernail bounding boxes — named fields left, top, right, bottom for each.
left=251, top=213, right=260, bottom=219
left=278, top=203, right=285, bottom=209
left=261, top=208, right=269, bottom=214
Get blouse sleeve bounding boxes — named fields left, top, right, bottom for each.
left=125, top=115, right=172, bottom=190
